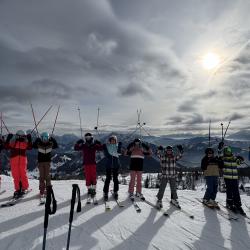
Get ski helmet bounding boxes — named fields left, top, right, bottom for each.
left=84, top=132, right=93, bottom=142
left=134, top=138, right=141, bottom=144
left=16, top=130, right=26, bottom=136
left=205, top=147, right=214, bottom=155
left=109, top=135, right=117, bottom=143
left=224, top=146, right=232, bottom=156
left=165, top=145, right=173, bottom=154
left=41, top=132, right=50, bottom=142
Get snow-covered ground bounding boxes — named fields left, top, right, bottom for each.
left=0, top=175, right=250, bottom=250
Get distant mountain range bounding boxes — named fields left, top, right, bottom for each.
left=1, top=131, right=250, bottom=178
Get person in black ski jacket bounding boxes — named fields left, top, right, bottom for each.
left=102, top=135, right=122, bottom=201
left=33, top=132, right=58, bottom=198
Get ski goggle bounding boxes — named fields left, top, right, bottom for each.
left=41, top=135, right=49, bottom=141
left=85, top=135, right=93, bottom=140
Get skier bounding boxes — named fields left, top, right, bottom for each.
left=127, top=138, right=152, bottom=200
left=102, top=135, right=122, bottom=201
left=218, top=143, right=246, bottom=215
left=201, top=147, right=224, bottom=208
left=74, top=132, right=103, bottom=203
left=156, top=145, right=183, bottom=209
left=5, top=130, right=32, bottom=198
left=33, top=132, right=58, bottom=201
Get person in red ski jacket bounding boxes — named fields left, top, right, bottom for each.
left=74, top=132, right=103, bottom=202
left=5, top=130, right=32, bottom=198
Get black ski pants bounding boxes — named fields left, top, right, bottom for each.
left=224, top=178, right=241, bottom=207
left=103, top=167, right=119, bottom=194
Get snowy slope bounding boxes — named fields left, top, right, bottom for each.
left=0, top=176, right=250, bottom=250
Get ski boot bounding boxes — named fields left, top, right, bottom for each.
left=86, top=189, right=92, bottom=204
left=13, top=190, right=20, bottom=199
left=91, top=189, right=98, bottom=205
left=156, top=199, right=163, bottom=209
left=211, top=200, right=220, bottom=209
left=202, top=199, right=214, bottom=208
left=113, top=192, right=118, bottom=200
left=103, top=192, right=108, bottom=202
left=129, top=192, right=135, bottom=201
left=237, top=206, right=246, bottom=216
left=40, top=194, right=46, bottom=204
left=226, top=204, right=237, bottom=213
left=171, top=199, right=181, bottom=208
left=136, top=192, right=145, bottom=201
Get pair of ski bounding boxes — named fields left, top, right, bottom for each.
left=143, top=199, right=194, bottom=219
left=105, top=199, right=125, bottom=211
left=1, top=189, right=32, bottom=207
left=86, top=197, right=98, bottom=206
left=196, top=198, right=238, bottom=221
left=219, top=203, right=250, bottom=224
left=130, top=197, right=142, bottom=213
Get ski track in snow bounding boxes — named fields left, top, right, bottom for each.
left=0, top=175, right=250, bottom=250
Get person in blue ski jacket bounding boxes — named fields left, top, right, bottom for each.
left=102, top=135, right=122, bottom=201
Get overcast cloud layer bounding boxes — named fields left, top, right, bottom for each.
left=0, top=0, right=250, bottom=136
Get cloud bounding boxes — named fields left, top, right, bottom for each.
left=119, top=81, right=152, bottom=97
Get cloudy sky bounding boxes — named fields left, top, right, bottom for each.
left=0, top=0, right=250, bottom=136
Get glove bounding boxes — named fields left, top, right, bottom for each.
left=158, top=145, right=164, bottom=151
left=26, top=134, right=32, bottom=143
left=142, top=142, right=149, bottom=150
left=49, top=137, right=56, bottom=142
left=94, top=140, right=101, bottom=145
left=6, top=133, right=13, bottom=142
left=77, top=139, right=84, bottom=144
left=236, top=155, right=244, bottom=163
left=177, top=145, right=184, bottom=153
left=118, top=142, right=122, bottom=147
left=218, top=141, right=224, bottom=150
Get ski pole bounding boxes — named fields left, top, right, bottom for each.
left=0, top=112, right=2, bottom=189
left=31, top=105, right=53, bottom=135
left=221, top=123, right=224, bottom=142
left=77, top=107, right=83, bottom=139
left=51, top=105, right=60, bottom=136
left=30, top=102, right=39, bottom=136
left=1, top=118, right=10, bottom=134
left=223, top=120, right=231, bottom=140
left=208, top=120, right=211, bottom=147
left=42, top=185, right=57, bottom=250
left=66, top=184, right=81, bottom=250
left=0, top=112, right=2, bottom=136
left=94, top=107, right=100, bottom=137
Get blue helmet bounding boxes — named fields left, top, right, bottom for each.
left=16, top=130, right=26, bottom=136
left=41, top=132, right=50, bottom=142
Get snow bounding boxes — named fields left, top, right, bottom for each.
left=0, top=175, right=250, bottom=250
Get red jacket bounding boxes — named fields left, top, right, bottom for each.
left=5, top=139, right=32, bottom=166
left=74, top=142, right=103, bottom=165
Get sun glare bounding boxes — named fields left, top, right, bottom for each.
left=202, top=52, right=220, bottom=70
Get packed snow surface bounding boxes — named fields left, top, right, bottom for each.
left=0, top=175, right=250, bottom=250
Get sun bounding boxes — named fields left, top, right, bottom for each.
left=202, top=52, right=220, bottom=70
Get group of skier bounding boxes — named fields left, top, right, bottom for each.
left=0, top=130, right=58, bottom=203
left=201, top=142, right=246, bottom=215
left=0, top=129, right=247, bottom=217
